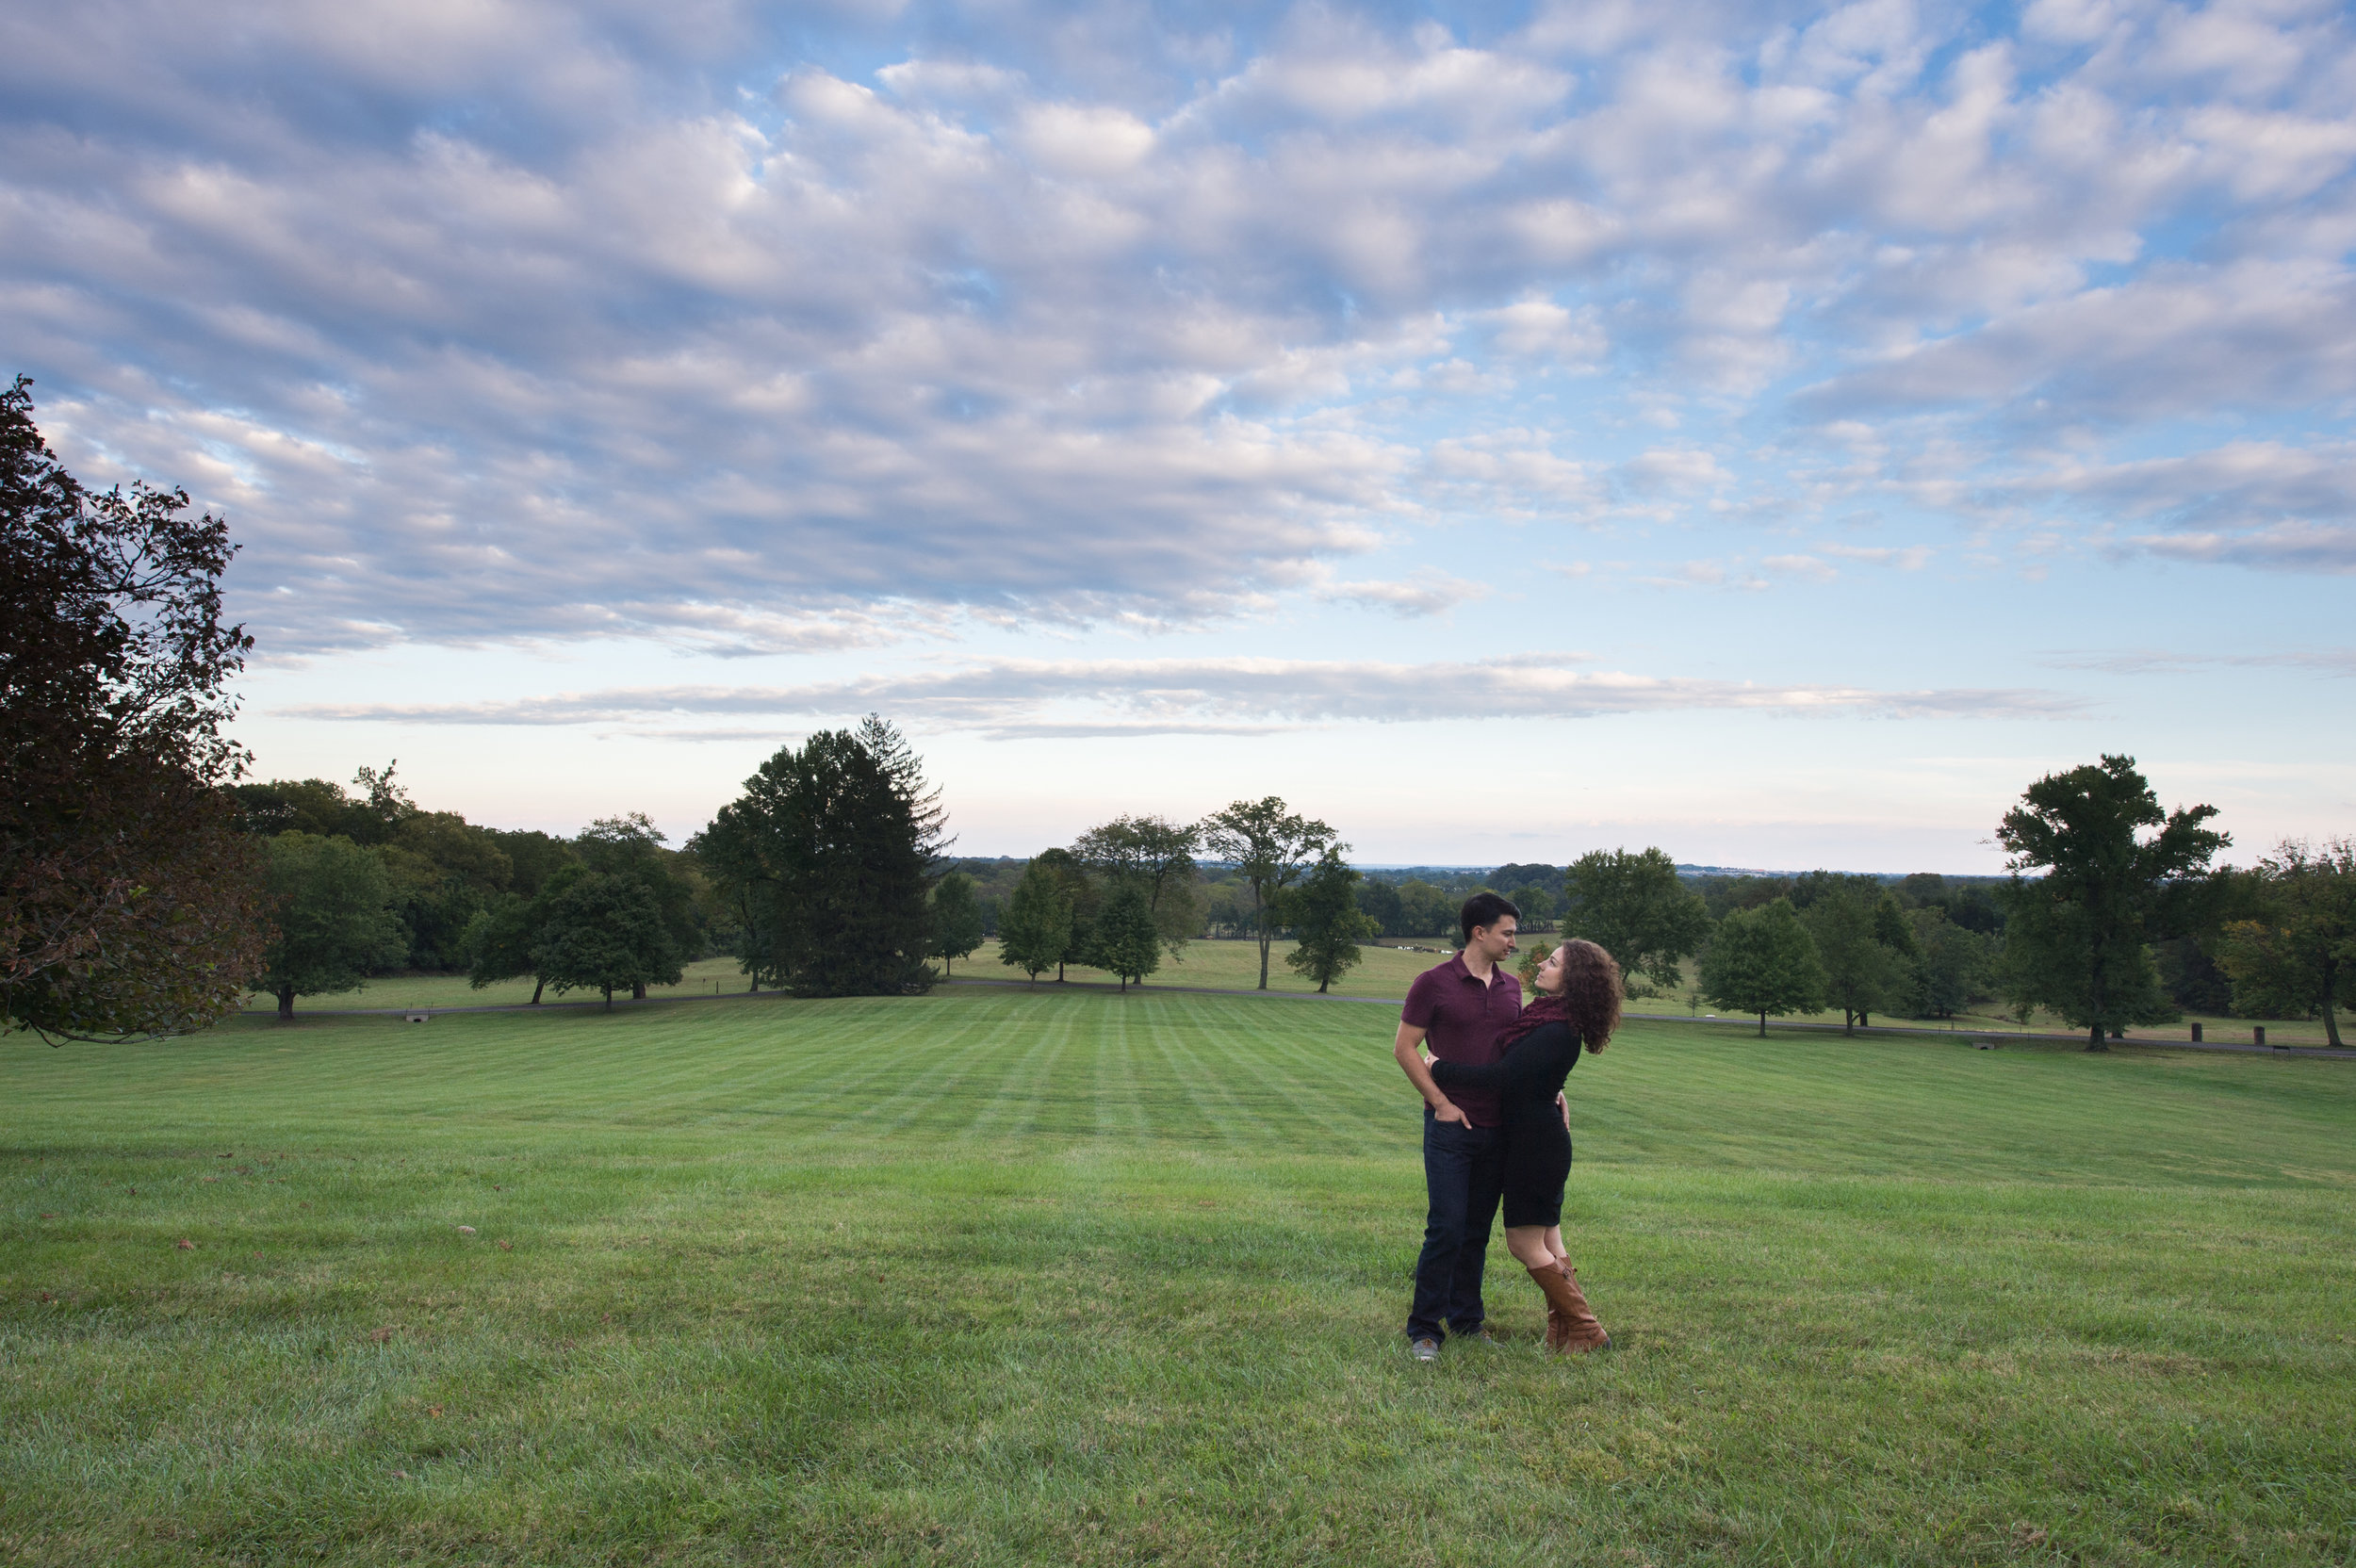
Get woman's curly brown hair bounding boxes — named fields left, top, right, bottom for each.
left=1556, top=938, right=1623, bottom=1053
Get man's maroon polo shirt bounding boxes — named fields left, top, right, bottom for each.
left=1401, top=952, right=1523, bottom=1128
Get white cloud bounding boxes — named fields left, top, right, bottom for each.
left=1317, top=567, right=1493, bottom=616
left=275, top=652, right=2081, bottom=735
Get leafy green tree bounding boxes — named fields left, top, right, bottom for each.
left=1354, top=877, right=1404, bottom=937
left=1510, top=884, right=1556, bottom=927
left=1996, top=755, right=2227, bottom=1051
left=379, top=808, right=515, bottom=971
left=1072, top=814, right=1203, bottom=958
left=1031, top=847, right=1100, bottom=981
left=931, top=873, right=987, bottom=977
left=694, top=718, right=942, bottom=997
left=4, top=375, right=269, bottom=1042
left=2216, top=839, right=2356, bottom=1048
left=1907, top=908, right=1995, bottom=1020
left=254, top=832, right=407, bottom=1019
left=1093, top=883, right=1162, bottom=991
left=577, top=813, right=703, bottom=997
left=1803, top=883, right=1911, bottom=1032
left=1202, top=798, right=1339, bottom=988
left=1284, top=847, right=1376, bottom=992
left=460, top=891, right=550, bottom=1004
left=534, top=868, right=679, bottom=1009
left=1394, top=879, right=1455, bottom=939
left=1562, top=847, right=1713, bottom=997
left=1699, top=899, right=1826, bottom=1036
left=996, top=858, right=1072, bottom=983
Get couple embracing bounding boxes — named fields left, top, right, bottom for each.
left=1393, top=891, right=1623, bottom=1362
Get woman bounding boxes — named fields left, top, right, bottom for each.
left=1427, top=938, right=1621, bottom=1353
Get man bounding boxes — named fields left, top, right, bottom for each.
left=1394, top=891, right=1522, bottom=1361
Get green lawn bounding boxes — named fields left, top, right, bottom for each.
left=6, top=989, right=2353, bottom=1564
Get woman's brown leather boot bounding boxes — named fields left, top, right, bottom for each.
left=1527, top=1261, right=1610, bottom=1353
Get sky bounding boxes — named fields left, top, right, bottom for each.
left=6, top=0, right=2352, bottom=871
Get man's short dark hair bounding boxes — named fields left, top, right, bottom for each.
left=1460, top=891, right=1520, bottom=942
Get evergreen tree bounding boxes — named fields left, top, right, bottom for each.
left=996, top=858, right=1072, bottom=984
left=1094, top=883, right=1162, bottom=991
left=1699, top=899, right=1826, bottom=1036
left=1284, top=847, right=1376, bottom=992
left=931, top=872, right=987, bottom=977
left=254, top=832, right=407, bottom=1019
left=1996, top=755, right=2226, bottom=1051
left=693, top=717, right=941, bottom=997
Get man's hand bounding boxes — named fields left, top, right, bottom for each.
left=1557, top=1090, right=1569, bottom=1129
left=1433, top=1099, right=1470, bottom=1127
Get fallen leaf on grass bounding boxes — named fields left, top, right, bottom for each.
left=496, top=1240, right=513, bottom=1251
left=39, top=1213, right=57, bottom=1219
left=457, top=1225, right=477, bottom=1234
left=2012, top=1525, right=2047, bottom=1546
left=39, top=1292, right=52, bottom=1302
left=392, top=1469, right=413, bottom=1480
left=175, top=1239, right=196, bottom=1251
left=427, top=1405, right=443, bottom=1417
left=369, top=1326, right=399, bottom=1343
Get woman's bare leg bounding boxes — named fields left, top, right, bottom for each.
left=1503, top=1225, right=1556, bottom=1269
left=1542, top=1224, right=1568, bottom=1267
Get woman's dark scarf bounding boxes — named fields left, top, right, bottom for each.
left=1493, top=990, right=1571, bottom=1051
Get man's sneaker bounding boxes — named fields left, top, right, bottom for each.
left=1409, top=1335, right=1441, bottom=1363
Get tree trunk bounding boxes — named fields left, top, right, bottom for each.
left=276, top=986, right=295, bottom=1021
left=1858, top=1010, right=1871, bottom=1029
left=1843, top=1008, right=1854, bottom=1035
left=603, top=985, right=614, bottom=1011
left=2325, top=993, right=2343, bottom=1049
left=1758, top=1011, right=1767, bottom=1037
left=1056, top=960, right=1065, bottom=982
left=1319, top=976, right=1331, bottom=993
left=2086, top=1021, right=2106, bottom=1052
left=531, top=977, right=545, bottom=1004
left=747, top=976, right=758, bottom=993
left=632, top=980, right=646, bottom=1000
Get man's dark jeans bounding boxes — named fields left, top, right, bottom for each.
left=1406, top=1108, right=1504, bottom=1343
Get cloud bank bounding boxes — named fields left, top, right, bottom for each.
left=278, top=653, right=2081, bottom=739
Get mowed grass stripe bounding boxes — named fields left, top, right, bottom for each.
left=4, top=986, right=2354, bottom=1566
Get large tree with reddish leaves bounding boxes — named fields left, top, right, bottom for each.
left=2, top=376, right=266, bottom=1040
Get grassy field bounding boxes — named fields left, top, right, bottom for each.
left=8, top=988, right=2353, bottom=1565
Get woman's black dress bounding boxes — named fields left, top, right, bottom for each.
left=1430, top=1021, right=1580, bottom=1229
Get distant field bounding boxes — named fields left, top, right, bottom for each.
left=259, top=935, right=2345, bottom=1048
left=6, top=988, right=2352, bottom=1564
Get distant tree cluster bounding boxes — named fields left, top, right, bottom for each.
left=231, top=761, right=711, bottom=1015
